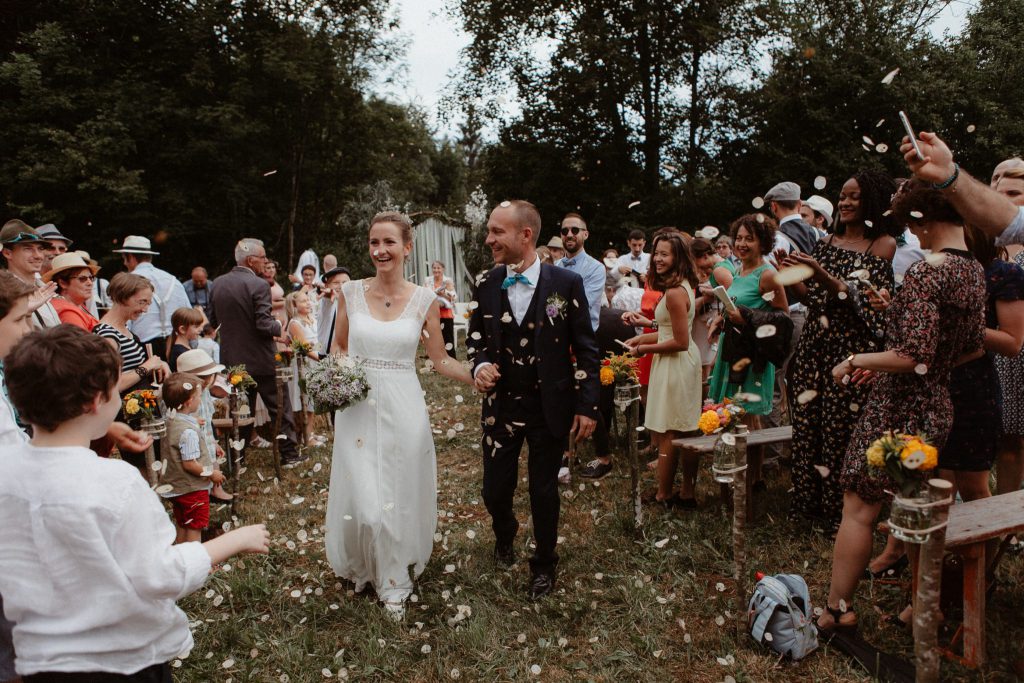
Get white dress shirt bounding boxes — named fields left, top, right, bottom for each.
left=995, top=206, right=1024, bottom=247
left=128, top=262, right=192, bottom=342
left=771, top=214, right=807, bottom=314
left=506, top=256, right=542, bottom=325
left=0, top=369, right=27, bottom=447
left=0, top=445, right=211, bottom=676
left=616, top=251, right=651, bottom=276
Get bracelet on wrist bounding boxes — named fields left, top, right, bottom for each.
left=932, top=163, right=960, bottom=191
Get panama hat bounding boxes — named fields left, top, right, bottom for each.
left=42, top=252, right=100, bottom=283
left=35, top=223, right=73, bottom=246
left=804, top=195, right=835, bottom=227
left=546, top=236, right=564, bottom=250
left=176, top=348, right=226, bottom=376
left=112, top=235, right=160, bottom=255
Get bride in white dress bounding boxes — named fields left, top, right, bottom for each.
left=325, top=211, right=472, bottom=618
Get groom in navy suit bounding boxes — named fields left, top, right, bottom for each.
left=467, top=200, right=600, bottom=600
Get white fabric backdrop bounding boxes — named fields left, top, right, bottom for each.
left=405, top=216, right=472, bottom=302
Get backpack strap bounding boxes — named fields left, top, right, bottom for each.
left=750, top=593, right=779, bottom=640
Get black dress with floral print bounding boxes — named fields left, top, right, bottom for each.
left=840, top=250, right=986, bottom=504
left=789, top=239, right=894, bottom=528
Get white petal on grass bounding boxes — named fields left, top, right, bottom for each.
left=222, top=658, right=235, bottom=669
left=530, top=665, right=542, bottom=675
left=881, top=67, right=900, bottom=85
left=654, top=538, right=670, bottom=548
left=715, top=582, right=726, bottom=592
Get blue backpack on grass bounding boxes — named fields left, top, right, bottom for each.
left=748, top=573, right=819, bottom=660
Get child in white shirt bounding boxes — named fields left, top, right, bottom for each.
left=0, top=326, right=269, bottom=681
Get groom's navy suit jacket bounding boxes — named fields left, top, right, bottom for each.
left=467, top=262, right=601, bottom=438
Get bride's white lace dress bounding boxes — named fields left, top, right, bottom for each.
left=325, top=280, right=437, bottom=604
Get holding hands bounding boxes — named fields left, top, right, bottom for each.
left=474, top=363, right=501, bottom=393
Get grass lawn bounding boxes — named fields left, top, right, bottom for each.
left=178, top=367, right=1023, bottom=682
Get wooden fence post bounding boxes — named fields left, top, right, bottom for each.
left=913, top=478, right=953, bottom=683
left=627, top=386, right=642, bottom=529
left=229, top=390, right=241, bottom=515
left=733, top=425, right=749, bottom=638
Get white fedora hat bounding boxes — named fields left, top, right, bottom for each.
left=113, top=235, right=160, bottom=255
left=177, top=349, right=226, bottom=376
left=804, top=195, right=835, bottom=227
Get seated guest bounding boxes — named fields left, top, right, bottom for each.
left=0, top=326, right=270, bottom=682
left=43, top=252, right=101, bottom=332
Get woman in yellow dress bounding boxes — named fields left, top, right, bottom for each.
left=625, top=231, right=703, bottom=508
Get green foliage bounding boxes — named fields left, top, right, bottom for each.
left=0, top=0, right=465, bottom=277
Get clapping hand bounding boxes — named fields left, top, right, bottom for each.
left=27, top=281, right=57, bottom=312
left=621, top=310, right=652, bottom=327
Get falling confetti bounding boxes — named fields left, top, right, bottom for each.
left=967, top=124, right=976, bottom=133
left=774, top=263, right=814, bottom=286
left=814, top=465, right=831, bottom=478
left=914, top=363, right=928, bottom=375
left=875, top=143, right=889, bottom=153
left=761, top=291, right=776, bottom=302
left=628, top=201, right=641, bottom=209
left=755, top=324, right=777, bottom=339
left=881, top=67, right=900, bottom=85
left=909, top=210, right=924, bottom=219
left=813, top=176, right=827, bottom=190
left=796, top=389, right=818, bottom=404
left=751, top=196, right=765, bottom=209
left=876, top=119, right=886, bottom=128
left=862, top=135, right=875, bottom=146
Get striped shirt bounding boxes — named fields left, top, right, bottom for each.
left=93, top=323, right=148, bottom=372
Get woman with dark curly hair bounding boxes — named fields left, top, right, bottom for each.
left=707, top=215, right=789, bottom=414
left=816, top=179, right=985, bottom=634
left=783, top=170, right=898, bottom=533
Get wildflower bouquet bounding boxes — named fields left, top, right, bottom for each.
left=225, top=365, right=257, bottom=392
left=302, top=354, right=370, bottom=414
left=123, top=389, right=159, bottom=421
left=274, top=348, right=295, bottom=367
left=600, top=352, right=639, bottom=386
left=291, top=338, right=313, bottom=358
left=866, top=431, right=938, bottom=497
left=698, top=398, right=747, bottom=435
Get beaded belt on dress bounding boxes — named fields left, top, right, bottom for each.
left=352, top=356, right=414, bottom=371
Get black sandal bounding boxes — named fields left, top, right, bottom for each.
left=818, top=605, right=858, bottom=637
left=863, top=554, right=908, bottom=579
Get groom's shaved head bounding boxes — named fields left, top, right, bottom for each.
left=499, top=200, right=541, bottom=244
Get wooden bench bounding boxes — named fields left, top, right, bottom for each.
left=671, top=425, right=792, bottom=453
left=942, top=489, right=1024, bottom=668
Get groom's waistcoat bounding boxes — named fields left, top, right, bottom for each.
left=498, top=288, right=540, bottom=397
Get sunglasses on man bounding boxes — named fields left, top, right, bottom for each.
left=2, top=232, right=42, bottom=246
left=560, top=226, right=584, bottom=236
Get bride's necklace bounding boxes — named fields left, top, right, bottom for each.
left=372, top=278, right=400, bottom=308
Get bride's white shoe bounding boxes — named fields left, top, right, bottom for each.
left=383, top=600, right=406, bottom=621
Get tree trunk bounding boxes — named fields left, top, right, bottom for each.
left=733, top=424, right=749, bottom=637
left=913, top=478, right=953, bottom=683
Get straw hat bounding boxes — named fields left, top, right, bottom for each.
left=42, top=252, right=100, bottom=283
left=112, top=235, right=160, bottom=255
left=546, top=236, right=564, bottom=250
left=176, top=349, right=226, bottom=376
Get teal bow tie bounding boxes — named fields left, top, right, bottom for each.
left=562, top=257, right=577, bottom=266
left=501, top=272, right=531, bottom=290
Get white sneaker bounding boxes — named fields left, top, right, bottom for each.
left=250, top=435, right=272, bottom=449
left=558, top=466, right=571, bottom=485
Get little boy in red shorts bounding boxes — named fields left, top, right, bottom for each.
left=159, top=372, right=225, bottom=543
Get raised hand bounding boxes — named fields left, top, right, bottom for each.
left=901, top=132, right=955, bottom=184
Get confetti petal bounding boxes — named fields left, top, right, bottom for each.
left=774, top=263, right=814, bottom=286
left=796, top=389, right=818, bottom=404
left=628, top=200, right=641, bottom=209
left=751, top=196, right=765, bottom=209
left=755, top=324, right=777, bottom=339
left=881, top=67, right=900, bottom=85
left=813, top=176, right=827, bottom=190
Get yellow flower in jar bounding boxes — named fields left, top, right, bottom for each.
left=900, top=438, right=937, bottom=470
left=230, top=374, right=242, bottom=385
left=698, top=410, right=720, bottom=435
left=599, top=366, right=615, bottom=386
left=866, top=441, right=886, bottom=468
left=125, top=398, right=140, bottom=415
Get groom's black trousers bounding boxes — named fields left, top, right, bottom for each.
left=482, top=392, right=568, bottom=577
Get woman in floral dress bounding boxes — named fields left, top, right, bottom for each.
left=816, top=180, right=985, bottom=633
left=784, top=170, right=898, bottom=532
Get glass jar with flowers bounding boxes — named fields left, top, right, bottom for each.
left=123, top=389, right=165, bottom=437
left=866, top=432, right=940, bottom=544
left=698, top=398, right=748, bottom=483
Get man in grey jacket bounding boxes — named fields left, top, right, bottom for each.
left=208, top=238, right=304, bottom=467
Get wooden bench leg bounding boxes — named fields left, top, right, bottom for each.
left=961, top=544, right=986, bottom=668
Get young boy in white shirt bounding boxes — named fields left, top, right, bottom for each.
left=0, top=325, right=270, bottom=681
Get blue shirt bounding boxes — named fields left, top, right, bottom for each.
left=995, top=206, right=1024, bottom=248
left=558, top=251, right=605, bottom=331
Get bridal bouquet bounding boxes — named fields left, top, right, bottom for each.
left=302, top=354, right=370, bottom=414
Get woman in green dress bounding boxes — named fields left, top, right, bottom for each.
left=707, top=215, right=789, bottom=486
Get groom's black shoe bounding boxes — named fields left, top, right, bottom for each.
left=494, top=541, right=516, bottom=568
left=528, top=573, right=555, bottom=601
